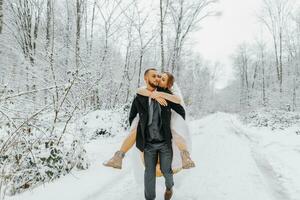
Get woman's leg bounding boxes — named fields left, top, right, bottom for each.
left=103, top=128, right=137, bottom=169
left=172, top=130, right=195, bottom=169
left=141, top=152, right=163, bottom=177
left=172, top=130, right=188, bottom=151
left=120, top=128, right=137, bottom=153
left=156, top=157, right=163, bottom=177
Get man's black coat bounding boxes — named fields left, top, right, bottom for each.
left=129, top=88, right=185, bottom=152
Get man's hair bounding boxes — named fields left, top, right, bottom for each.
left=144, top=68, right=157, bottom=77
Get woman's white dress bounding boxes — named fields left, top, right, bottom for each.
left=129, top=83, right=192, bottom=184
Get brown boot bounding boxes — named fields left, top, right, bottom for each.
left=103, top=150, right=125, bottom=169
left=180, top=150, right=195, bottom=169
left=164, top=187, right=173, bottom=200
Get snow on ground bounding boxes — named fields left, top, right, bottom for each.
left=6, top=112, right=300, bottom=200
left=229, top=114, right=300, bottom=200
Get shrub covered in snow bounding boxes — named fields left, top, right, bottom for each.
left=78, top=104, right=130, bottom=140
left=0, top=104, right=130, bottom=197
left=240, top=108, right=300, bottom=131
left=0, top=118, right=89, bottom=196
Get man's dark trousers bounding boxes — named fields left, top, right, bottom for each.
left=144, top=142, right=173, bottom=200
left=144, top=99, right=174, bottom=200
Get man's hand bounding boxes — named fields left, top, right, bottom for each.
left=155, top=97, right=168, bottom=106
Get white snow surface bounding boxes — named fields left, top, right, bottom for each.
left=6, top=112, right=300, bottom=200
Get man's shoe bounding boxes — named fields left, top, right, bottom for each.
left=180, top=150, right=196, bottom=169
left=164, top=187, right=173, bottom=200
left=103, top=150, right=125, bottom=169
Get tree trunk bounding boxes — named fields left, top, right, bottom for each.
left=89, top=0, right=96, bottom=55
left=46, top=0, right=52, bottom=53
left=45, top=0, right=52, bottom=105
left=84, top=0, right=88, bottom=54
left=292, top=72, right=296, bottom=111
left=261, top=49, right=266, bottom=106
left=137, top=49, right=143, bottom=87
left=279, top=28, right=283, bottom=93
left=65, top=0, right=71, bottom=67
left=75, top=0, right=82, bottom=71
left=160, top=0, right=165, bottom=71
left=0, top=0, right=3, bottom=34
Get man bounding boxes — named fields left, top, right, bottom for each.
left=129, top=68, right=185, bottom=200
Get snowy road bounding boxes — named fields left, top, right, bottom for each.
left=7, top=112, right=300, bottom=200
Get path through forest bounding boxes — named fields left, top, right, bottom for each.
left=7, top=112, right=300, bottom=200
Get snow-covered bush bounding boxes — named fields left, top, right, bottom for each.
left=0, top=101, right=131, bottom=197
left=0, top=118, right=89, bottom=196
left=240, top=108, right=300, bottom=131
left=78, top=104, right=130, bottom=140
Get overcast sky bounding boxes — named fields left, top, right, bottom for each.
left=191, top=0, right=264, bottom=89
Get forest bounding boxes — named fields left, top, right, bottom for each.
left=0, top=0, right=299, bottom=199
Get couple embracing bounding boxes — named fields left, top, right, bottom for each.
left=103, top=68, right=195, bottom=200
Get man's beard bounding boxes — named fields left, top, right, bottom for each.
left=148, top=81, right=157, bottom=88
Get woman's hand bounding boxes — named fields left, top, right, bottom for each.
left=150, top=91, right=167, bottom=106
left=155, top=97, right=168, bottom=106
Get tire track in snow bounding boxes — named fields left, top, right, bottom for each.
left=228, top=117, right=291, bottom=200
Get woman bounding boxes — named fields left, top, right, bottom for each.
left=103, top=72, right=195, bottom=177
